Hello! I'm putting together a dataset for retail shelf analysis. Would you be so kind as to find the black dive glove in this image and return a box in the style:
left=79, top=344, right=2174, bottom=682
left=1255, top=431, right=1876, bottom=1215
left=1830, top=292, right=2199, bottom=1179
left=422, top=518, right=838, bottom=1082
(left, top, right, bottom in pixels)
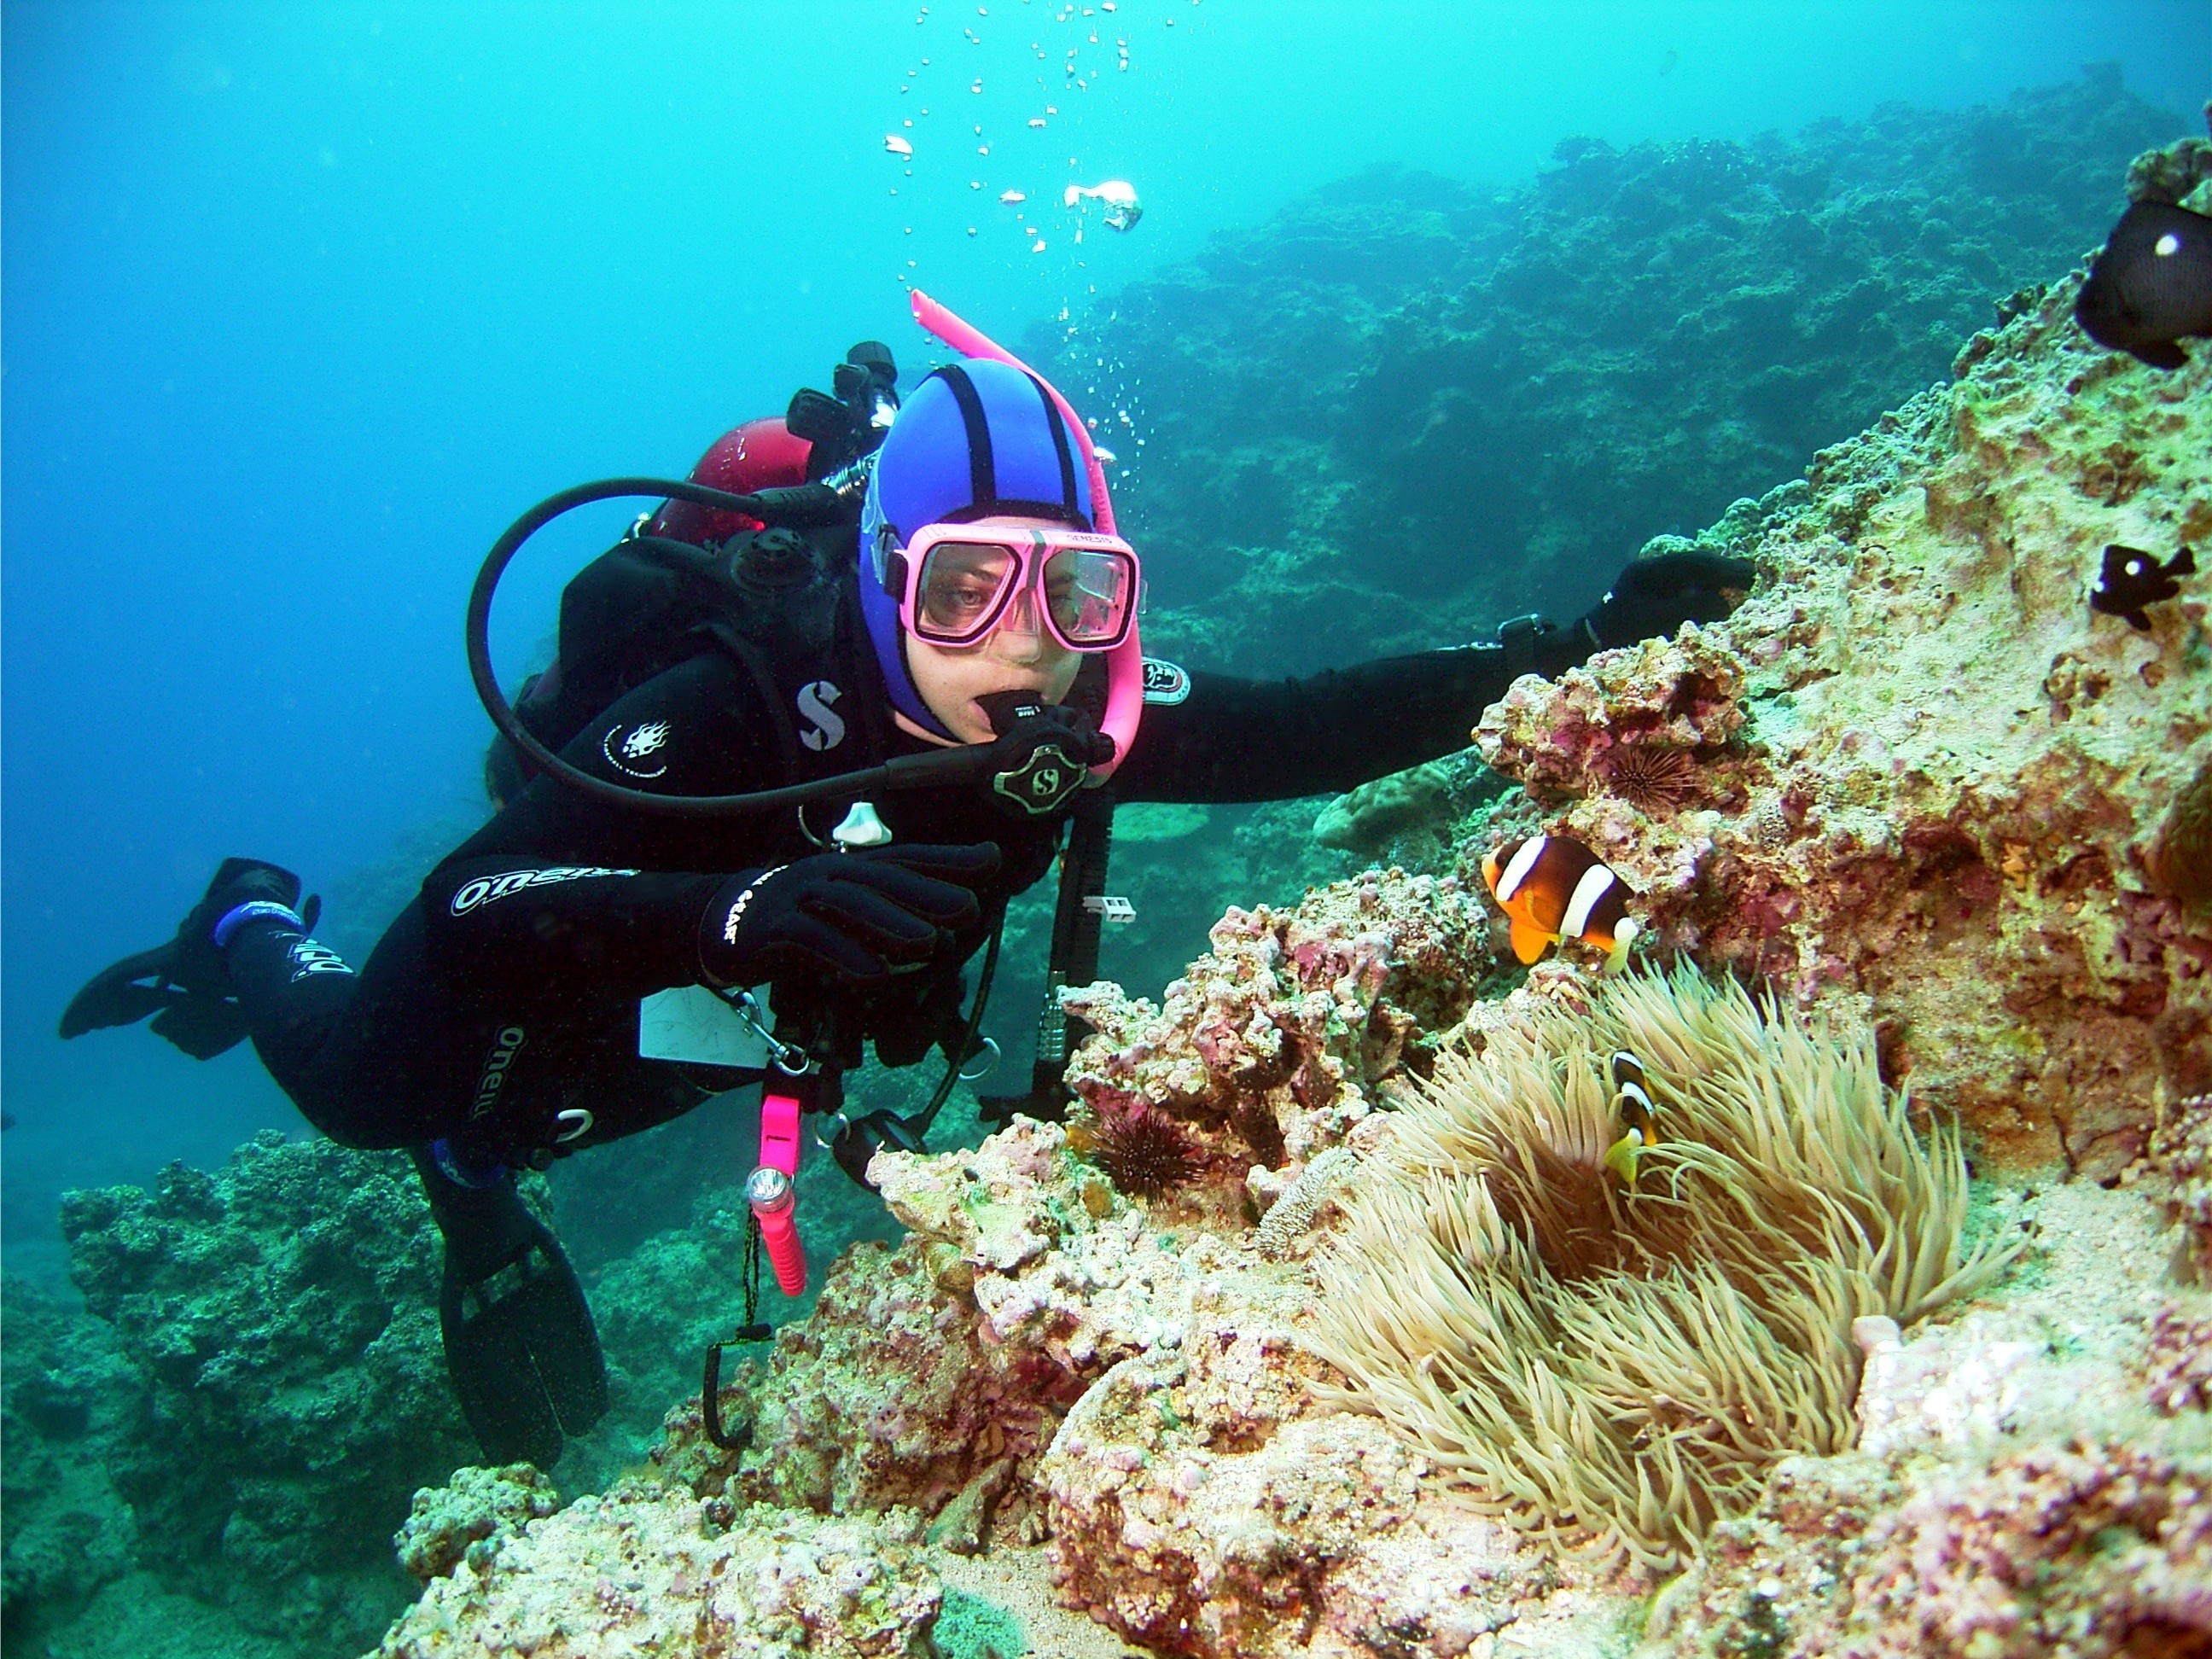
left=1576, top=551, right=1758, bottom=652
left=698, top=844, right=1000, bottom=988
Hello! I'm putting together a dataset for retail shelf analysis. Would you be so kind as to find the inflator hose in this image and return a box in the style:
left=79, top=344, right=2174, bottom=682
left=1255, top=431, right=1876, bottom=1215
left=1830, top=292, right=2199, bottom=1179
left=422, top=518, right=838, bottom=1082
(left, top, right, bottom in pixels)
left=467, top=477, right=993, bottom=816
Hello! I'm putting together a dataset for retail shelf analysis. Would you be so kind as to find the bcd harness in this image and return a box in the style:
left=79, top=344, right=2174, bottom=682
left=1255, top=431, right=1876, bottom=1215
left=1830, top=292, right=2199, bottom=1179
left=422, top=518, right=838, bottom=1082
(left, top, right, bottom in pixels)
left=476, top=474, right=1135, bottom=1155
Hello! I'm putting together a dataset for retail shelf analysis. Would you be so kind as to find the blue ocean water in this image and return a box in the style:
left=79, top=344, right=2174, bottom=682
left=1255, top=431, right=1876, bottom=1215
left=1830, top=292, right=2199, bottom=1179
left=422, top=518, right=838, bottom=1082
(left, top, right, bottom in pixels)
left=3, top=0, right=2204, bottom=1273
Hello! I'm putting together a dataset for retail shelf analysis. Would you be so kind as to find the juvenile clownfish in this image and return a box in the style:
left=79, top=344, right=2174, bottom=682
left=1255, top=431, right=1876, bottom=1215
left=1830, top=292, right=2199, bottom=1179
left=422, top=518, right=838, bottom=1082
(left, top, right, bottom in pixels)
left=1480, top=835, right=1642, bottom=972
left=1602, top=1050, right=1660, bottom=1184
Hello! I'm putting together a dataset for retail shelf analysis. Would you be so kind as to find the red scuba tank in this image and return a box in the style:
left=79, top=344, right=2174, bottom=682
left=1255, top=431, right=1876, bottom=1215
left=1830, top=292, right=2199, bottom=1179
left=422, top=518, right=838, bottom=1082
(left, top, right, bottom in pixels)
left=646, top=417, right=813, bottom=548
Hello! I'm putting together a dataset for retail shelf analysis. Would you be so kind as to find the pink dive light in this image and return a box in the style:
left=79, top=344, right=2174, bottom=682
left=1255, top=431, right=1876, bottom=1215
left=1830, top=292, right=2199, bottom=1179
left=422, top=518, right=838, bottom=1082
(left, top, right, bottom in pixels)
left=909, top=289, right=1143, bottom=782
left=748, top=1089, right=807, bottom=1296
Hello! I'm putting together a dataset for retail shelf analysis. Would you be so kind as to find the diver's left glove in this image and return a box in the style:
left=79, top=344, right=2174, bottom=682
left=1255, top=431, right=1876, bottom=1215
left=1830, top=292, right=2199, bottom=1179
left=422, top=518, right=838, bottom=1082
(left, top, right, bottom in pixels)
left=1575, top=551, right=1757, bottom=652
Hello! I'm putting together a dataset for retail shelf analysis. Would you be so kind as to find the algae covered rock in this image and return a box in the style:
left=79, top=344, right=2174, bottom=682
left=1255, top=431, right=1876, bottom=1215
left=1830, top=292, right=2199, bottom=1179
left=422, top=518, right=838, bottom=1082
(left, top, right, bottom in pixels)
left=393, top=1464, right=562, bottom=1583
left=1, top=1272, right=137, bottom=1642
left=372, top=1491, right=942, bottom=1658
left=1470, top=238, right=2211, bottom=1175
left=1064, top=867, right=1497, bottom=1175
left=56, top=1131, right=474, bottom=1648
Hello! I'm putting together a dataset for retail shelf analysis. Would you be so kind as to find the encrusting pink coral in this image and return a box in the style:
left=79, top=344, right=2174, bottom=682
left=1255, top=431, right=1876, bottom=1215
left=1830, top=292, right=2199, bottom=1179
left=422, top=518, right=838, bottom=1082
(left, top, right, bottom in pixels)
left=1849, top=1439, right=2212, bottom=1659
left=1062, top=867, right=1494, bottom=1177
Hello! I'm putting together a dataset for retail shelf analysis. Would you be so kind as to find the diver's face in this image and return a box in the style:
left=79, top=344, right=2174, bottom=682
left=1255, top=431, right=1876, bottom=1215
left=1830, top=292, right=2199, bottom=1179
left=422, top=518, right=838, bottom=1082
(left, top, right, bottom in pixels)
left=905, top=515, right=1084, bottom=745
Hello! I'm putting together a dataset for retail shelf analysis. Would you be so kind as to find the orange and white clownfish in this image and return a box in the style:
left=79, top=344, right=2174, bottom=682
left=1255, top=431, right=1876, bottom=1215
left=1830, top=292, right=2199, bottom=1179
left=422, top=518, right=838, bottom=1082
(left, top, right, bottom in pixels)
left=1480, top=834, right=1642, bottom=971
left=1602, top=1049, right=1661, bottom=1183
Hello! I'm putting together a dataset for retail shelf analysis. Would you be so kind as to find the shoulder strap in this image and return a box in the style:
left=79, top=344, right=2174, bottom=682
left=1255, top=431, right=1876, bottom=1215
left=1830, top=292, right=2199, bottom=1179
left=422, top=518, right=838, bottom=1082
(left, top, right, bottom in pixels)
left=701, top=619, right=804, bottom=777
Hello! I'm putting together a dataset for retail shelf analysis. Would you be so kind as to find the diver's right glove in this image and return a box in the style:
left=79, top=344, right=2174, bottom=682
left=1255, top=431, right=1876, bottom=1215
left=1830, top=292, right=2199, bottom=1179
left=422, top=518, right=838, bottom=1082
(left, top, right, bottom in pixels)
left=698, top=844, right=1000, bottom=989
left=1576, top=551, right=1758, bottom=652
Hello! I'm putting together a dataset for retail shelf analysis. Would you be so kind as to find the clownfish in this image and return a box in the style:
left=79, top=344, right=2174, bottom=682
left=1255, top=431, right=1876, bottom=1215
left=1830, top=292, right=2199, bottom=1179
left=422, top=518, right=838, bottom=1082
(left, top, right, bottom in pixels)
left=1480, top=834, right=1642, bottom=971
left=1602, top=1050, right=1661, bottom=1184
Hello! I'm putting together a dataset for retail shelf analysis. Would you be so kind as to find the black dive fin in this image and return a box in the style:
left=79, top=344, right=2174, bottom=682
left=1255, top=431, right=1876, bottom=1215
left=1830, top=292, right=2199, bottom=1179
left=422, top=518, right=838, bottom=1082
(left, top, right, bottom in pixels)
left=61, top=944, right=252, bottom=1058
left=59, top=858, right=310, bottom=1057
left=424, top=1167, right=608, bottom=1467
left=59, top=946, right=188, bottom=1039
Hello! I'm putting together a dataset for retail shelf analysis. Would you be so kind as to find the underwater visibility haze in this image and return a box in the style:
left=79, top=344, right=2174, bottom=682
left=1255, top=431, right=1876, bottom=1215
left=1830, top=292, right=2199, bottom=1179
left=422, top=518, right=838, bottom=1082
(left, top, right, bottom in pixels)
left=3, top=3, right=2210, bottom=1656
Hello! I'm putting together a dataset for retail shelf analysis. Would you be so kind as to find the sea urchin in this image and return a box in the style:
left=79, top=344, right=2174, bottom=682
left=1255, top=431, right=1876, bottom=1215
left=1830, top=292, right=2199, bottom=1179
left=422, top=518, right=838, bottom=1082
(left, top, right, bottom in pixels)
left=1086, top=1101, right=1204, bottom=1198
left=1605, top=742, right=1697, bottom=812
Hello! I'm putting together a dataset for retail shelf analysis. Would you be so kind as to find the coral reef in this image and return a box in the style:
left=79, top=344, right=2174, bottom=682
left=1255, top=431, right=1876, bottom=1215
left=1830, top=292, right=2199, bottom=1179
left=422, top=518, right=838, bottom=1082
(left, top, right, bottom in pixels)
left=2152, top=1091, right=2212, bottom=1282
left=1, top=1273, right=137, bottom=1645
left=1469, top=178, right=2212, bottom=1177
left=54, top=1132, right=474, bottom=1650
left=394, top=1464, right=563, bottom=1584
left=1063, top=867, right=1497, bottom=1177
left=1640, top=1178, right=2210, bottom=1659
left=1313, top=760, right=1453, bottom=854
left=2150, top=751, right=2212, bottom=915
left=2140, top=1301, right=2212, bottom=1417
left=373, top=1486, right=942, bottom=1658
left=1045, top=68, right=2182, bottom=678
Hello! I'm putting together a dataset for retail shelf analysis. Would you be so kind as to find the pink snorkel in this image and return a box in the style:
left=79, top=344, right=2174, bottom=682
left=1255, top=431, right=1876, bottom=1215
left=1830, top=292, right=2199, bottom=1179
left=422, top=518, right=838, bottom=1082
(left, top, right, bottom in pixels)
left=909, top=289, right=1144, bottom=782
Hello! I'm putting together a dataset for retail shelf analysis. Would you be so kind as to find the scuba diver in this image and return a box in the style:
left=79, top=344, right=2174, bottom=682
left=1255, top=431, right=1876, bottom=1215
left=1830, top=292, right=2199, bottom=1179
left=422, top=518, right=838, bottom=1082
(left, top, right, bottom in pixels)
left=61, top=298, right=1753, bottom=1468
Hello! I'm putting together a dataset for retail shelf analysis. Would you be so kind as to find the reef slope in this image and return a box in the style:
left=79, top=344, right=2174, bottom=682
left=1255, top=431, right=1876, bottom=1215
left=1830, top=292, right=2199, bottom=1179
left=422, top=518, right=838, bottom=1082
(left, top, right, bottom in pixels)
left=362, top=130, right=2212, bottom=1658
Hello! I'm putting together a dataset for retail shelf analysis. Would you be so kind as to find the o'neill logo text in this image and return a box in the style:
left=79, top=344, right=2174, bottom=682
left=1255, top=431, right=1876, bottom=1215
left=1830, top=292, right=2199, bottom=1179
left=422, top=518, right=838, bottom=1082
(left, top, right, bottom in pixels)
left=469, top=1026, right=526, bottom=1121
left=449, top=866, right=639, bottom=916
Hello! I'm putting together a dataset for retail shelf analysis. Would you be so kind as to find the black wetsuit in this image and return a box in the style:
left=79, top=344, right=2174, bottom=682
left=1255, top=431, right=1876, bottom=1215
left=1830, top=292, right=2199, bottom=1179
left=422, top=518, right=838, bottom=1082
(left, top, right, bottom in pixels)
left=225, top=601, right=1558, bottom=1165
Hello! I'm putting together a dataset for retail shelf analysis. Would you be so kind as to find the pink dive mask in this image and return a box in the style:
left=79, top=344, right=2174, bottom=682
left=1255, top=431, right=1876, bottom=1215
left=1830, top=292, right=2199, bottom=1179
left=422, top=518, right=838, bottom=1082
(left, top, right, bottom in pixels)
left=898, top=523, right=1139, bottom=652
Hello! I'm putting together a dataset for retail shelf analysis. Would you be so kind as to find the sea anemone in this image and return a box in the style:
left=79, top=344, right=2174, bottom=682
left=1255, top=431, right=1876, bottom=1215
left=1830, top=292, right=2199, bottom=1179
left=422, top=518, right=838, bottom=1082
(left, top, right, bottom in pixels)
left=1085, top=1101, right=1204, bottom=1198
left=1604, top=742, right=1697, bottom=812
left=1308, top=963, right=2024, bottom=1575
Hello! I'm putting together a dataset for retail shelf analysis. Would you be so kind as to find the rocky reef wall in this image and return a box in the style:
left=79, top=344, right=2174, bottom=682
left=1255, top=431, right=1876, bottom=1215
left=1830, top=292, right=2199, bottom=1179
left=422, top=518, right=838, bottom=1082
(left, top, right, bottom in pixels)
left=1045, top=67, right=2180, bottom=678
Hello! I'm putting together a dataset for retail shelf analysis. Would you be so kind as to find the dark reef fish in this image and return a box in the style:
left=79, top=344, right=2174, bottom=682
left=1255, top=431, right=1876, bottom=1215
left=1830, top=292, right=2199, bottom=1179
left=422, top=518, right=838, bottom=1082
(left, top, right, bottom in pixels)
left=2090, top=542, right=2197, bottom=631
left=2075, top=200, right=2212, bottom=370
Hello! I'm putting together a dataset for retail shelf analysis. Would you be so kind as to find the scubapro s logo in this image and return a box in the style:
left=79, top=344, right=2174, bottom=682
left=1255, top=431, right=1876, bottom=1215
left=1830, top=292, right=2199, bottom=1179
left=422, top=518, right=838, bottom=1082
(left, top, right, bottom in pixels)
left=602, top=720, right=672, bottom=778
left=797, top=681, right=846, bottom=752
